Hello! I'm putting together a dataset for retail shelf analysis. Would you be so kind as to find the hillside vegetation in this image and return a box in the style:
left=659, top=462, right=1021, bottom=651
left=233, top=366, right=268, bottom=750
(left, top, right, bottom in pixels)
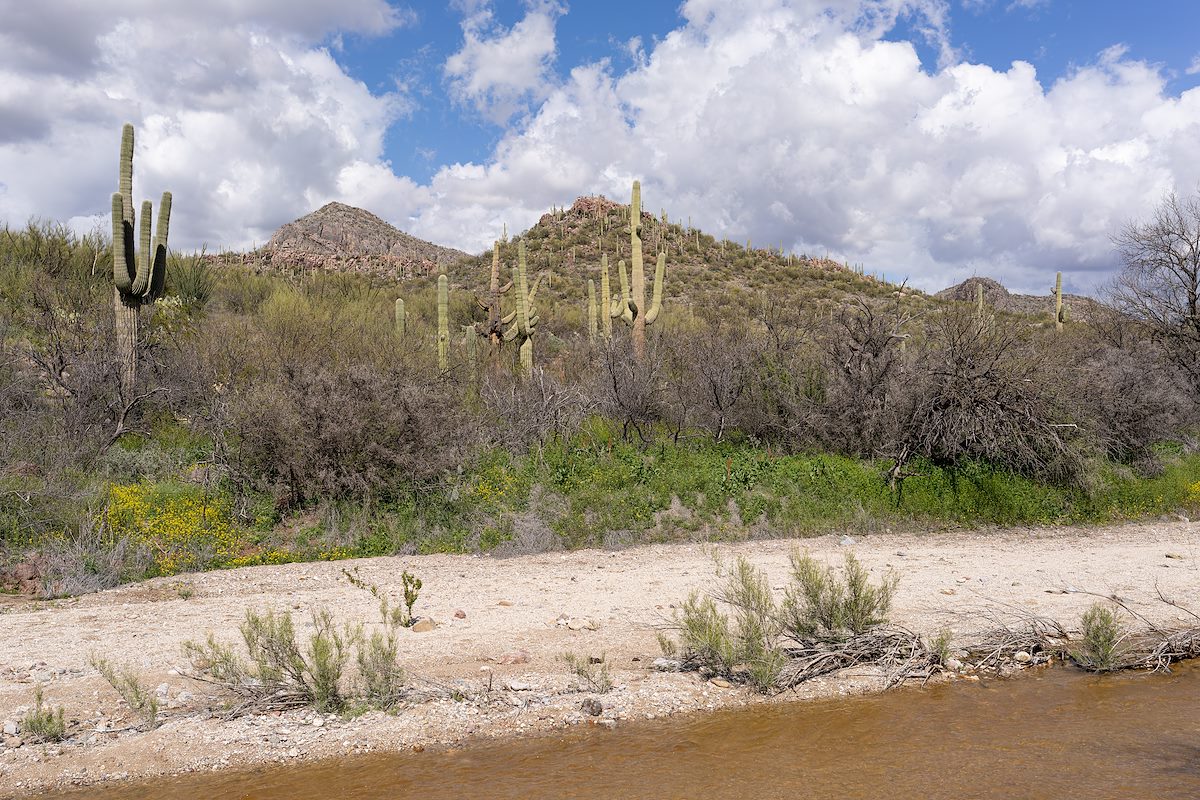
left=1, top=189, right=1198, bottom=595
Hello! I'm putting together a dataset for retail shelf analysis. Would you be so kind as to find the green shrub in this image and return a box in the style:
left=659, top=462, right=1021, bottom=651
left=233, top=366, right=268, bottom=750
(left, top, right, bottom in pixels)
left=560, top=652, right=613, bottom=693
left=21, top=685, right=66, bottom=742
left=1073, top=603, right=1125, bottom=672
left=91, top=654, right=158, bottom=729
left=783, top=551, right=897, bottom=638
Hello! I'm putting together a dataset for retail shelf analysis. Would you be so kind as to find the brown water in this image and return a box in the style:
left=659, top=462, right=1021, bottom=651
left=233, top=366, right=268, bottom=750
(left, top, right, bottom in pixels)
left=52, top=665, right=1200, bottom=800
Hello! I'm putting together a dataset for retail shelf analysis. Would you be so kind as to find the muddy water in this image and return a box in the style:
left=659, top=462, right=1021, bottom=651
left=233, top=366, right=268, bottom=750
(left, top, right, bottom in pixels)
left=55, top=665, right=1200, bottom=800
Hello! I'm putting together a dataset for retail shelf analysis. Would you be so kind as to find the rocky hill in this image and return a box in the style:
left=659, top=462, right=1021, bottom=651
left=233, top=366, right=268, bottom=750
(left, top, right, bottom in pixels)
left=936, top=276, right=1103, bottom=323
left=258, top=202, right=469, bottom=278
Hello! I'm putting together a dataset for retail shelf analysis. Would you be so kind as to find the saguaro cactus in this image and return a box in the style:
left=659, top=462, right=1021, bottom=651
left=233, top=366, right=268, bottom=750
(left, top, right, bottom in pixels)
left=1054, top=271, right=1066, bottom=332
left=111, top=123, right=171, bottom=403
left=600, top=253, right=613, bottom=340
left=437, top=274, right=449, bottom=372
left=616, top=180, right=665, bottom=361
left=394, top=297, right=406, bottom=338
left=976, top=282, right=984, bottom=318
left=502, top=240, right=542, bottom=377
left=587, top=279, right=597, bottom=343
left=475, top=240, right=515, bottom=372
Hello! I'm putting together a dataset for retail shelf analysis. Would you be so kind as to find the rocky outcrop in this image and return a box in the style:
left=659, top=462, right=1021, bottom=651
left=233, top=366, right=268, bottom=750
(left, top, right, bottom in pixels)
left=262, top=202, right=469, bottom=278
left=936, top=276, right=1103, bottom=322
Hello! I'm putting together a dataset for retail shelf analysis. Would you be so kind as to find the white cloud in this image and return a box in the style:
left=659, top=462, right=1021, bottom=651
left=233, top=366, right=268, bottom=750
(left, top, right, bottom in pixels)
left=0, top=1, right=421, bottom=249
left=3, top=0, right=1200, bottom=295
left=444, top=0, right=566, bottom=124
left=410, top=0, right=1200, bottom=293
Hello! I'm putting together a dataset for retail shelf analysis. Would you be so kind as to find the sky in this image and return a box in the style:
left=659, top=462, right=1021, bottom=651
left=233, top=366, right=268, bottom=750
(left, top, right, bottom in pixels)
left=3, top=1, right=1200, bottom=294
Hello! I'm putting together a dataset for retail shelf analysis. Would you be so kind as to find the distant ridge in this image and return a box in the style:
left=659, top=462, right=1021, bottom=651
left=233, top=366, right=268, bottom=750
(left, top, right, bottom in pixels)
left=261, top=202, right=469, bottom=278
left=935, top=276, right=1102, bottom=322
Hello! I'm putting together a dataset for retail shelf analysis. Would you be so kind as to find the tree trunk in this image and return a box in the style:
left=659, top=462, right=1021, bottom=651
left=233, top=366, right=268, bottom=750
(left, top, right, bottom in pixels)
left=114, top=287, right=140, bottom=404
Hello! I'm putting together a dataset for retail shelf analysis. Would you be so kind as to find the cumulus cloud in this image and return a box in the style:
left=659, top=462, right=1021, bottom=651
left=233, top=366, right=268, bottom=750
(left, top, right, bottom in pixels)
left=4, top=0, right=1200, bottom=294
left=443, top=0, right=566, bottom=124
left=0, top=0, right=419, bottom=247
left=412, top=0, right=1200, bottom=293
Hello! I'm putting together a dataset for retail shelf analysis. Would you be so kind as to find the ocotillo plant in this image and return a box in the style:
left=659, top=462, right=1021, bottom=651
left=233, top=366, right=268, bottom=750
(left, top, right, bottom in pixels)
left=502, top=240, right=542, bottom=377
left=975, top=282, right=984, bottom=318
left=437, top=274, right=449, bottom=372
left=614, top=180, right=666, bottom=361
left=111, top=123, right=171, bottom=403
left=394, top=297, right=406, bottom=338
left=1054, top=271, right=1066, bottom=332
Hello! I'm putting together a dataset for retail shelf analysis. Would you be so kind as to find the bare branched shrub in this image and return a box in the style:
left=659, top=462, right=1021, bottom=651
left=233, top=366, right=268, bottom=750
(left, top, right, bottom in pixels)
left=482, top=369, right=592, bottom=450
left=594, top=334, right=666, bottom=442
left=810, top=297, right=915, bottom=455
left=895, top=308, right=1080, bottom=483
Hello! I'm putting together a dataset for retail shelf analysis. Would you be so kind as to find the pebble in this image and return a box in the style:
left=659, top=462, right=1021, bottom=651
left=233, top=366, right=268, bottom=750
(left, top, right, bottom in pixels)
left=1165, top=553, right=1185, bottom=560
left=652, top=658, right=681, bottom=672
left=709, top=677, right=733, bottom=689
left=497, top=600, right=514, bottom=607
left=497, top=649, right=530, bottom=665
left=506, top=680, right=533, bottom=692
left=454, top=609, right=467, bottom=619
left=940, top=588, right=956, bottom=596
left=944, top=658, right=963, bottom=672
left=2, top=721, right=17, bottom=736
left=1014, top=651, right=1033, bottom=664
left=410, top=618, right=437, bottom=633
left=838, top=535, right=855, bottom=546
left=580, top=698, right=604, bottom=717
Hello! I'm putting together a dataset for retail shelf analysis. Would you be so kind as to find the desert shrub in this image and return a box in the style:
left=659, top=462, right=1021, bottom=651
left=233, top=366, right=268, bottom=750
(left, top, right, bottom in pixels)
left=1072, top=602, right=1125, bottom=672
left=482, top=369, right=592, bottom=450
left=673, top=556, right=785, bottom=691
left=894, top=309, right=1081, bottom=484
left=20, top=685, right=66, bottom=743
left=783, top=551, right=898, bottom=638
left=560, top=652, right=613, bottom=693
left=91, top=654, right=159, bottom=729
left=40, top=515, right=154, bottom=596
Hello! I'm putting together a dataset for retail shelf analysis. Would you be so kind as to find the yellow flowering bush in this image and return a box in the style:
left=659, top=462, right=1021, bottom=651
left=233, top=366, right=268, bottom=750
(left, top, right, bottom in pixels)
left=1188, top=481, right=1200, bottom=506
left=106, top=482, right=244, bottom=575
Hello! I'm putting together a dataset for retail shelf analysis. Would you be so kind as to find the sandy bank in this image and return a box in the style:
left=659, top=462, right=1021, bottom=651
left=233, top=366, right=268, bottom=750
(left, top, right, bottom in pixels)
left=1, top=519, right=1197, bottom=797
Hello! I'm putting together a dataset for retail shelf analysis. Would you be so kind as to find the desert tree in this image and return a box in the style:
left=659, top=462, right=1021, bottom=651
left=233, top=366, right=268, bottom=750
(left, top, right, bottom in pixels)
left=1110, top=191, right=1200, bottom=396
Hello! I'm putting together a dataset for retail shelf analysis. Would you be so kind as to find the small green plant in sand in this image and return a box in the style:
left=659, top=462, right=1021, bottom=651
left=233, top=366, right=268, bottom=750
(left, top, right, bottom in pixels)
left=91, top=654, right=159, bottom=729
left=21, top=685, right=67, bottom=742
left=1072, top=603, right=1126, bottom=672
left=561, top=652, right=613, bottom=693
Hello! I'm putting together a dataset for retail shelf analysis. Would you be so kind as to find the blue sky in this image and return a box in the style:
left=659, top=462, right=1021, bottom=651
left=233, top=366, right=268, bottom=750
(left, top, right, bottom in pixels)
left=332, top=1, right=1200, bottom=183
left=4, top=0, right=1200, bottom=293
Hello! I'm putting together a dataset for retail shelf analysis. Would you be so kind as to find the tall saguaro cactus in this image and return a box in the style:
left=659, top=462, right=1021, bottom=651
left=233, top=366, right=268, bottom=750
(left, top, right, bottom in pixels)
left=394, top=297, right=406, bottom=338
left=600, top=253, right=613, bottom=340
left=111, top=123, right=171, bottom=403
left=437, top=274, right=449, bottom=372
left=502, top=240, right=542, bottom=377
left=474, top=240, right=515, bottom=372
left=587, top=279, right=597, bottom=343
left=616, top=180, right=665, bottom=361
left=1054, top=271, right=1066, bottom=332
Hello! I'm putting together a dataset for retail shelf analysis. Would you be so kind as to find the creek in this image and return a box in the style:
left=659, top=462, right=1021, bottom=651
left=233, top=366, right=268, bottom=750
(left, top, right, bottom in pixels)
left=50, top=663, right=1200, bottom=800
